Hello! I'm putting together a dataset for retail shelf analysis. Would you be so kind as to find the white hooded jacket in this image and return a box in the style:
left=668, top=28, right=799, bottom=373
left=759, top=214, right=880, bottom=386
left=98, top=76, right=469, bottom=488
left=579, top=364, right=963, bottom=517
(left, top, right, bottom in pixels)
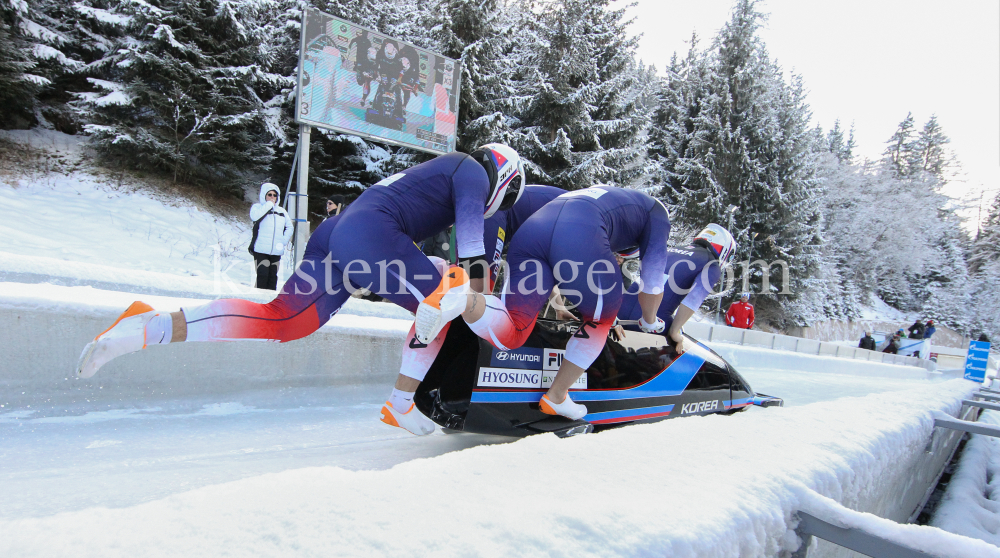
left=250, top=183, right=293, bottom=256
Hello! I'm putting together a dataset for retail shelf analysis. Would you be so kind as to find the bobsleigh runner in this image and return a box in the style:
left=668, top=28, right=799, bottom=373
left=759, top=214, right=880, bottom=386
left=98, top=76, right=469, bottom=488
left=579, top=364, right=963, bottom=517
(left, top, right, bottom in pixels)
left=415, top=318, right=784, bottom=438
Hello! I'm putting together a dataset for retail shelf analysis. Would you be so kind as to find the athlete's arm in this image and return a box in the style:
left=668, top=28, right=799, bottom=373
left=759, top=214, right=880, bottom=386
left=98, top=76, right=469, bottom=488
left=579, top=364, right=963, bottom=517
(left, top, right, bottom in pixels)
left=549, top=285, right=576, bottom=321
left=452, top=156, right=489, bottom=278
left=638, top=204, right=672, bottom=295
left=637, top=291, right=663, bottom=325
left=678, top=263, right=720, bottom=313
left=668, top=305, right=696, bottom=354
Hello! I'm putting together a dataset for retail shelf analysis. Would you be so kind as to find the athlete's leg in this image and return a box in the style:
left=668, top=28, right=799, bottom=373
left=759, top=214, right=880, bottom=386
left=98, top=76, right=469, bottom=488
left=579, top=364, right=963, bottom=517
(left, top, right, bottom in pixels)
left=328, top=213, right=447, bottom=435
left=540, top=231, right=623, bottom=419
left=181, top=216, right=349, bottom=343
left=463, top=245, right=553, bottom=351
left=76, top=217, right=348, bottom=378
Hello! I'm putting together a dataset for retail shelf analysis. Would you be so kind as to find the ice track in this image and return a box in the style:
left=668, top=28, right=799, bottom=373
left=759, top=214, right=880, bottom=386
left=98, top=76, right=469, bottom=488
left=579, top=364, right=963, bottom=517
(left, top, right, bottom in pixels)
left=0, top=365, right=944, bottom=520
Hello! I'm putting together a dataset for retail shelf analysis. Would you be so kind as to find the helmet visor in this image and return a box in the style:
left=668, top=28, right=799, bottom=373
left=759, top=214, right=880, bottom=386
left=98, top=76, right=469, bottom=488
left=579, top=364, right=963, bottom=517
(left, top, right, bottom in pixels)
left=497, top=176, right=523, bottom=211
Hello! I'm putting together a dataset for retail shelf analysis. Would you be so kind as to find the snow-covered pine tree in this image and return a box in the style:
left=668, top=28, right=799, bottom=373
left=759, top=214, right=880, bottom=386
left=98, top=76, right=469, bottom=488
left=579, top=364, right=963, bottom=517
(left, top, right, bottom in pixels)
left=912, top=114, right=953, bottom=179
left=0, top=1, right=40, bottom=127
left=883, top=112, right=917, bottom=179
left=509, top=0, right=649, bottom=190
left=650, top=35, right=721, bottom=237
left=430, top=0, right=517, bottom=153
left=825, top=119, right=855, bottom=164
left=970, top=192, right=1000, bottom=339
left=918, top=215, right=972, bottom=332
left=668, top=0, right=821, bottom=324
left=971, top=191, right=1000, bottom=272
left=0, top=0, right=79, bottom=128
left=77, top=0, right=282, bottom=192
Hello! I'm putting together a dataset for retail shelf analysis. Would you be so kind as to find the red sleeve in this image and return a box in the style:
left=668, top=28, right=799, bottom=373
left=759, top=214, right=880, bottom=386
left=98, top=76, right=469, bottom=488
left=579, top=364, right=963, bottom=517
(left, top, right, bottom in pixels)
left=748, top=305, right=755, bottom=328
left=725, top=304, right=736, bottom=325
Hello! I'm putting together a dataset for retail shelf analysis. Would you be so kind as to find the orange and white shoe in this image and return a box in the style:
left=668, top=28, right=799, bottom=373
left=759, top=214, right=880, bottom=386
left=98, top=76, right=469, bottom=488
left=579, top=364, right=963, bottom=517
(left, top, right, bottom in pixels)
left=414, top=266, right=470, bottom=344
left=380, top=401, right=436, bottom=436
left=76, top=301, right=157, bottom=379
left=539, top=393, right=588, bottom=420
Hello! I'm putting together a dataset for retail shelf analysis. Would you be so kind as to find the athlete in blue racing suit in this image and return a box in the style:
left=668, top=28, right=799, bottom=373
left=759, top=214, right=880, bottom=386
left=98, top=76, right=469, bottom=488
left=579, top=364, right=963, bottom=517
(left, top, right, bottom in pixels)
left=415, top=186, right=673, bottom=420
left=616, top=237, right=728, bottom=354
left=397, top=185, right=565, bottom=390
left=76, top=144, right=528, bottom=437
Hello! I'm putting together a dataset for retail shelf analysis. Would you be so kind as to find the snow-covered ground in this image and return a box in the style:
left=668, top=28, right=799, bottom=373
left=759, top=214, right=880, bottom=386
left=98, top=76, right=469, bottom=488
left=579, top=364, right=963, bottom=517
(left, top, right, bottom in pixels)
left=1, top=131, right=998, bottom=556
left=1, top=377, right=992, bottom=557
left=0, top=129, right=260, bottom=283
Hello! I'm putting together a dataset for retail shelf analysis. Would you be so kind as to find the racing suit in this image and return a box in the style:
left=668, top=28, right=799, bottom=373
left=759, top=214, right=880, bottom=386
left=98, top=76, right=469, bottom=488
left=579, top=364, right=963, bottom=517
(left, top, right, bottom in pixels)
left=617, top=244, right=722, bottom=332
left=180, top=152, right=490, bottom=344
left=398, top=185, right=565, bottom=382
left=466, top=187, right=671, bottom=371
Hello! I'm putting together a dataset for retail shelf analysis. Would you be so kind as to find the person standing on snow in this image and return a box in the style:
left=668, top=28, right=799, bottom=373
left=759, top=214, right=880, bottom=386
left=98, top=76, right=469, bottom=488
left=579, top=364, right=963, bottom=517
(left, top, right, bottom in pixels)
left=907, top=319, right=926, bottom=340
left=76, top=144, right=527, bottom=437
left=414, top=186, right=672, bottom=421
left=615, top=224, right=737, bottom=355
left=249, top=183, right=293, bottom=291
left=725, top=292, right=755, bottom=329
left=858, top=331, right=877, bottom=351
left=923, top=320, right=937, bottom=339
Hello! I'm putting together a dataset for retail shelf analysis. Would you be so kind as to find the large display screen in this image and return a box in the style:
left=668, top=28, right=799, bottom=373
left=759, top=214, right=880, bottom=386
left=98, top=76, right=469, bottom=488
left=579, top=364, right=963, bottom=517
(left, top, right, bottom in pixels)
left=295, top=8, right=461, bottom=154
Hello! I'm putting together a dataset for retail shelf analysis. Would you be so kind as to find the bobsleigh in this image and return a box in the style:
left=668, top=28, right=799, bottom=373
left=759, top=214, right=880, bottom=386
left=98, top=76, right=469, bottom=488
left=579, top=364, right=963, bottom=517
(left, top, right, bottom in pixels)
left=414, top=318, right=783, bottom=438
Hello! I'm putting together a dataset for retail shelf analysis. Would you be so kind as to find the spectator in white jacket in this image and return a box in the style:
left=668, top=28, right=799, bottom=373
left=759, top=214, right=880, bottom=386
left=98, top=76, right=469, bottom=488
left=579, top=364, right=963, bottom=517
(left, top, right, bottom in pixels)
left=249, top=183, right=293, bottom=290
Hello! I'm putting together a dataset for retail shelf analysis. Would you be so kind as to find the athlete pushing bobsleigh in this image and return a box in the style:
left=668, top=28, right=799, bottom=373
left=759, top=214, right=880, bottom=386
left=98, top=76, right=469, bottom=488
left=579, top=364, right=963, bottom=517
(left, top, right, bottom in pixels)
left=393, top=184, right=566, bottom=413
left=76, top=144, right=527, bottom=436
left=415, top=186, right=677, bottom=421
left=615, top=224, right=737, bottom=352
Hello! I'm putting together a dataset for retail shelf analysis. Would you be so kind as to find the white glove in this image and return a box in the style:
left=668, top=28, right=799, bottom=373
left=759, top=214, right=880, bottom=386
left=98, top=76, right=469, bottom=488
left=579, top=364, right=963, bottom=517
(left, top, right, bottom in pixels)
left=639, top=316, right=665, bottom=334
left=276, top=243, right=284, bottom=252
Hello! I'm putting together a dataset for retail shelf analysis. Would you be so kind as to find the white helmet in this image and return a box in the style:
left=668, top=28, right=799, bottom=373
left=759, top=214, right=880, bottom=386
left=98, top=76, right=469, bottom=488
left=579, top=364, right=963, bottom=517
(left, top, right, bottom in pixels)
left=693, top=223, right=737, bottom=263
left=472, top=143, right=526, bottom=218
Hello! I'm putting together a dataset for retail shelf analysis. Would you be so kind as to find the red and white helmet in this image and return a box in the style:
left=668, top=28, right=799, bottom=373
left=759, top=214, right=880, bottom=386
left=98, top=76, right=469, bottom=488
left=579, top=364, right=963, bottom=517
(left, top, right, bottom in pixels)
left=472, top=143, right=526, bottom=218
left=693, top=223, right=737, bottom=263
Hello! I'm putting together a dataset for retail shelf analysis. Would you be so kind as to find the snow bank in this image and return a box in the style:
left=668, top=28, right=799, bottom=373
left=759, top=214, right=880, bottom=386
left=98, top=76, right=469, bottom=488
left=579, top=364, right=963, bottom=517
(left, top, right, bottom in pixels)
left=0, top=380, right=979, bottom=557
left=0, top=158, right=254, bottom=279
left=931, top=409, right=1000, bottom=545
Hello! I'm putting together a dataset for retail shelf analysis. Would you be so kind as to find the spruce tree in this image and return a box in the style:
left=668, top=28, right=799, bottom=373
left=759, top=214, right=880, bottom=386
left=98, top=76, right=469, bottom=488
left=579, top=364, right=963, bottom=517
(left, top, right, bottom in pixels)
left=883, top=112, right=916, bottom=178
left=656, top=0, right=822, bottom=323
left=77, top=0, right=281, bottom=192
left=0, top=0, right=79, bottom=128
left=430, top=0, right=516, bottom=152
left=913, top=114, right=952, bottom=178
left=509, top=0, right=649, bottom=189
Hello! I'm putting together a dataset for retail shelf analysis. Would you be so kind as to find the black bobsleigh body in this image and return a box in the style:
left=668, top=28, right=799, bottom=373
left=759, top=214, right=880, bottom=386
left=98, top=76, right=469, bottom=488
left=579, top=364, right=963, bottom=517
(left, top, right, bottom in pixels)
left=414, top=318, right=783, bottom=437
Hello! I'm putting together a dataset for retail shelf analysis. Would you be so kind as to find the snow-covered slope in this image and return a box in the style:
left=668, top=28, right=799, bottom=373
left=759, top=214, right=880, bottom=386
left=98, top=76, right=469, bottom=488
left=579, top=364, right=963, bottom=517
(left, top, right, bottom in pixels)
left=0, top=129, right=258, bottom=282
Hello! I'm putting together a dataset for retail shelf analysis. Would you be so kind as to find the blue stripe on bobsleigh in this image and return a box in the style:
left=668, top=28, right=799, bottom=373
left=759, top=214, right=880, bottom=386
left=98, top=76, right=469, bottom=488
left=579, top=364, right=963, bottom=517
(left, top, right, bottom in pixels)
left=470, top=350, right=706, bottom=404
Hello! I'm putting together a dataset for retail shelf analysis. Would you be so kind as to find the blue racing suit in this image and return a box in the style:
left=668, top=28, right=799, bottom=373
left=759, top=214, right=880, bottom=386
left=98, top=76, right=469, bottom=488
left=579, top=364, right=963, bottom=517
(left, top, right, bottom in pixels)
left=182, top=152, right=490, bottom=343
left=468, top=186, right=671, bottom=369
left=617, top=243, right=722, bottom=333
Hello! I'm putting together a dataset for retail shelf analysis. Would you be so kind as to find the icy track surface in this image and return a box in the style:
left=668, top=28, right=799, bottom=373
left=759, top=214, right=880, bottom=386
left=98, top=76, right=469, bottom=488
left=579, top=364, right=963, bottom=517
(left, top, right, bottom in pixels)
left=0, top=367, right=978, bottom=556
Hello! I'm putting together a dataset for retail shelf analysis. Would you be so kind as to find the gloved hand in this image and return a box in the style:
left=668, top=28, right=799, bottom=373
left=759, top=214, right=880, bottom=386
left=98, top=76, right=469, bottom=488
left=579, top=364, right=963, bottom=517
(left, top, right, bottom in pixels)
left=276, top=243, right=284, bottom=252
left=639, top=316, right=665, bottom=334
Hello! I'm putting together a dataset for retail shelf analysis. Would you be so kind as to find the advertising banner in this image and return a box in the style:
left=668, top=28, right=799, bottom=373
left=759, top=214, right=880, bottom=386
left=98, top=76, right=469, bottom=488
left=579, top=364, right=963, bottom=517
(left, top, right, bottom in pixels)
left=965, top=340, right=991, bottom=382
left=295, top=8, right=461, bottom=154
